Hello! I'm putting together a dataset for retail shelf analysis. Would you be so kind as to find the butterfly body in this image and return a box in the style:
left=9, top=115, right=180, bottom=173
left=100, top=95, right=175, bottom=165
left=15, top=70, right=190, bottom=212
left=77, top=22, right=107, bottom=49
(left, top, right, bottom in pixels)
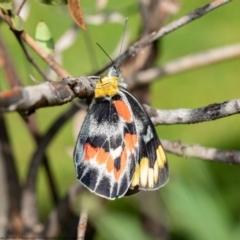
left=74, top=66, right=169, bottom=200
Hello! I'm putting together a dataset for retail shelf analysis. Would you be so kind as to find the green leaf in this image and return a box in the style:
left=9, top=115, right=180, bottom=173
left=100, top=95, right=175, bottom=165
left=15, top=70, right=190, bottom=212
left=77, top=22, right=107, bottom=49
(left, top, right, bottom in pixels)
left=37, top=0, right=67, bottom=5
left=35, top=21, right=54, bottom=55
left=0, top=0, right=12, bottom=10
left=11, top=15, right=24, bottom=31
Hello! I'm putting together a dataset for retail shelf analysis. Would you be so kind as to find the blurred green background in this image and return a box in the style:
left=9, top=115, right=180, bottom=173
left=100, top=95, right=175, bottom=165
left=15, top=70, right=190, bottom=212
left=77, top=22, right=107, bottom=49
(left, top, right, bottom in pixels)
left=1, top=0, right=240, bottom=239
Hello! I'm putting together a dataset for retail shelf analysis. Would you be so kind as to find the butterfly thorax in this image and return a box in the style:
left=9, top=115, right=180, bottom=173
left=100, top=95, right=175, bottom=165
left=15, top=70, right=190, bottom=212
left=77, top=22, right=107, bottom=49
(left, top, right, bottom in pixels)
left=94, top=76, right=119, bottom=98
left=94, top=66, right=127, bottom=98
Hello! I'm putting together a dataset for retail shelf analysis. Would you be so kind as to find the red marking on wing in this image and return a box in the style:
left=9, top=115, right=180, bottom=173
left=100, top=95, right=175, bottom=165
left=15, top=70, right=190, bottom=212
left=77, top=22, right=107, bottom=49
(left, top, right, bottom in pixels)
left=114, top=100, right=132, bottom=122
left=106, top=157, right=114, bottom=173
left=96, top=148, right=111, bottom=165
left=84, top=143, right=112, bottom=165
left=124, top=133, right=137, bottom=151
left=114, top=148, right=127, bottom=180
left=84, top=143, right=97, bottom=161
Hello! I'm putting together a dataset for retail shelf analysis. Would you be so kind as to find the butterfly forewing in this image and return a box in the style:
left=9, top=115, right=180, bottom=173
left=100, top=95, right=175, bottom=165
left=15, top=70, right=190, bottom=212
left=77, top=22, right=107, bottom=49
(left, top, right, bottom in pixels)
left=74, top=94, right=139, bottom=199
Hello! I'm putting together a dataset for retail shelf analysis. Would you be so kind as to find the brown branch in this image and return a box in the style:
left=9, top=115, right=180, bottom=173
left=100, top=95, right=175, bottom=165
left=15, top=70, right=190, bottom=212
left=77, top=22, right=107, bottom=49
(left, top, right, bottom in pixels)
left=43, top=183, right=83, bottom=237
left=0, top=114, right=23, bottom=235
left=22, top=103, right=80, bottom=231
left=0, top=8, right=70, bottom=78
left=144, top=98, right=240, bottom=125
left=0, top=38, right=22, bottom=87
left=1, top=77, right=240, bottom=127
left=95, top=0, right=231, bottom=75
left=133, top=43, right=240, bottom=85
left=15, top=0, right=26, bottom=15
left=0, top=76, right=98, bottom=113
left=13, top=31, right=51, bottom=81
left=162, top=139, right=240, bottom=164
left=21, top=32, right=70, bottom=78
left=78, top=210, right=88, bottom=240
left=1, top=30, right=59, bottom=208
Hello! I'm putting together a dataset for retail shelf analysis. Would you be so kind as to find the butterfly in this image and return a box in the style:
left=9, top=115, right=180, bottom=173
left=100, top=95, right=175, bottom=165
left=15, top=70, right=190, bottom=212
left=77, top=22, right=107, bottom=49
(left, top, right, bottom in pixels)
left=73, top=65, right=169, bottom=200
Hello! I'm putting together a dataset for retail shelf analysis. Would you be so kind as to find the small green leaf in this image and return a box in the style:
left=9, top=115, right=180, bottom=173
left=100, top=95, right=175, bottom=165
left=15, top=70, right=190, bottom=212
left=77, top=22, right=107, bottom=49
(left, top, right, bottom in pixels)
left=0, top=0, right=13, bottom=10
left=35, top=21, right=54, bottom=55
left=11, top=15, right=24, bottom=31
left=37, top=0, right=67, bottom=5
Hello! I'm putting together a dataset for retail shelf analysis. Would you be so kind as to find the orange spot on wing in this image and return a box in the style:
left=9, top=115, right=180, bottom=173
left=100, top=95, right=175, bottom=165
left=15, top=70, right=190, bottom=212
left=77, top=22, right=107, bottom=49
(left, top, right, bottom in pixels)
left=114, top=148, right=127, bottom=180
left=106, top=157, right=114, bottom=173
left=114, top=100, right=132, bottom=122
left=84, top=143, right=97, bottom=161
left=96, top=148, right=110, bottom=165
left=124, top=133, right=137, bottom=151
left=84, top=143, right=111, bottom=165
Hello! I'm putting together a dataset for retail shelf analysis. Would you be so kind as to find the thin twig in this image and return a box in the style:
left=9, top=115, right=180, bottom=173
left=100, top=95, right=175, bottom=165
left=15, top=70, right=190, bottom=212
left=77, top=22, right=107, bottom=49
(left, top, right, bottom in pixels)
left=1, top=34, right=59, bottom=205
left=22, top=104, right=80, bottom=231
left=0, top=114, right=23, bottom=235
left=43, top=183, right=83, bottom=237
left=78, top=210, right=88, bottom=240
left=94, top=0, right=231, bottom=75
left=132, top=43, right=240, bottom=85
left=85, top=12, right=125, bottom=25
left=15, top=0, right=26, bottom=15
left=0, top=76, right=98, bottom=113
left=143, top=99, right=240, bottom=125
left=162, top=139, right=240, bottom=164
left=1, top=76, right=240, bottom=127
left=0, top=8, right=70, bottom=78
left=13, top=31, right=51, bottom=81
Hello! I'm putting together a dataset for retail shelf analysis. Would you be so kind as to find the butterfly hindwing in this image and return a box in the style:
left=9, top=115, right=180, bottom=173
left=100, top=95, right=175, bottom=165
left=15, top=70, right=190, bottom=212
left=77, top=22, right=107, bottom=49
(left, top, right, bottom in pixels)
left=74, top=93, right=139, bottom=199
left=122, top=90, right=169, bottom=190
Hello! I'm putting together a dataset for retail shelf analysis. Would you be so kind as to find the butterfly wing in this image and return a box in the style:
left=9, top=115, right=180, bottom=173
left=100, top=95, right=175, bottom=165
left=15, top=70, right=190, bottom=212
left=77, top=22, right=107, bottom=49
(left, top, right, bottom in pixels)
left=121, top=89, right=169, bottom=190
left=74, top=94, right=139, bottom=199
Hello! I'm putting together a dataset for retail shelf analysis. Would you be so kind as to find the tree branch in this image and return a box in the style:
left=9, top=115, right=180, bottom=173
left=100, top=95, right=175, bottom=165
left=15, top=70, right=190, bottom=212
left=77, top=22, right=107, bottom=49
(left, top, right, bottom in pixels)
left=0, top=76, right=98, bottom=113
left=43, top=183, right=83, bottom=237
left=77, top=210, right=88, bottom=240
left=144, top=98, right=240, bottom=125
left=1, top=78, right=240, bottom=127
left=132, top=43, right=240, bottom=85
left=15, top=0, right=26, bottom=15
left=0, top=114, right=23, bottom=235
left=162, top=139, right=240, bottom=164
left=94, top=0, right=231, bottom=75
left=0, top=8, right=70, bottom=78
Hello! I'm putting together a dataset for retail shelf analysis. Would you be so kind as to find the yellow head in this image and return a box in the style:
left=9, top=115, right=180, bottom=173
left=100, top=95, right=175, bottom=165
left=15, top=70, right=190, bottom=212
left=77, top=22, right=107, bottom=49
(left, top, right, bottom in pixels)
left=94, top=76, right=119, bottom=98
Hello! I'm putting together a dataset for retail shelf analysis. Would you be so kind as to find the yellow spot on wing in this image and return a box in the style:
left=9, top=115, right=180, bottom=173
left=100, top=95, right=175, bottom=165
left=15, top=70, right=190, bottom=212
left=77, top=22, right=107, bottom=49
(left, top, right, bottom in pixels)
left=157, top=145, right=166, bottom=168
left=131, top=164, right=140, bottom=187
left=153, top=161, right=159, bottom=183
left=140, top=157, right=149, bottom=187
left=159, top=145, right=166, bottom=163
left=148, top=168, right=154, bottom=188
left=94, top=76, right=119, bottom=98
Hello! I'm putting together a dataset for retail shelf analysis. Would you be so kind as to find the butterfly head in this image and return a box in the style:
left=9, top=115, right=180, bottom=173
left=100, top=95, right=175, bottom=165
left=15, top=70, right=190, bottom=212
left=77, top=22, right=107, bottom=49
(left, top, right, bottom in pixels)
left=107, top=65, right=127, bottom=89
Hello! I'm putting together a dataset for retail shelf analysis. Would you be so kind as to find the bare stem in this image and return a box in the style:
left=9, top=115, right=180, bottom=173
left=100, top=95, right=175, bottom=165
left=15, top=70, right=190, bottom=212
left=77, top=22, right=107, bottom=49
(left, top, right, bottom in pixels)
left=77, top=210, right=88, bottom=240
left=162, top=139, right=240, bottom=164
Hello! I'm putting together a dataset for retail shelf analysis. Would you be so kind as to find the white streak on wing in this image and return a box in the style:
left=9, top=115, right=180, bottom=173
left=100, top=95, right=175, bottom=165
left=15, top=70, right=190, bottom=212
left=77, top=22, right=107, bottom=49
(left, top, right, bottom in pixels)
left=110, top=146, right=122, bottom=159
left=143, top=125, right=154, bottom=143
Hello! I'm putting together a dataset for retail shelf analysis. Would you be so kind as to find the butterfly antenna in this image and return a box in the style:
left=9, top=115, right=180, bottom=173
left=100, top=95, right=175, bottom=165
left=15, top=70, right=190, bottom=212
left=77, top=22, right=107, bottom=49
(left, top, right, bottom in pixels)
left=119, top=17, right=128, bottom=56
left=96, top=42, right=115, bottom=66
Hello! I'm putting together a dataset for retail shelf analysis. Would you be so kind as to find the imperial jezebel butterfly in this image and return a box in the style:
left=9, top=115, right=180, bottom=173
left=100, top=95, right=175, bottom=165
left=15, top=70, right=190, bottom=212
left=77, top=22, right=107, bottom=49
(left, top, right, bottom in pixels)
left=73, top=64, right=169, bottom=200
